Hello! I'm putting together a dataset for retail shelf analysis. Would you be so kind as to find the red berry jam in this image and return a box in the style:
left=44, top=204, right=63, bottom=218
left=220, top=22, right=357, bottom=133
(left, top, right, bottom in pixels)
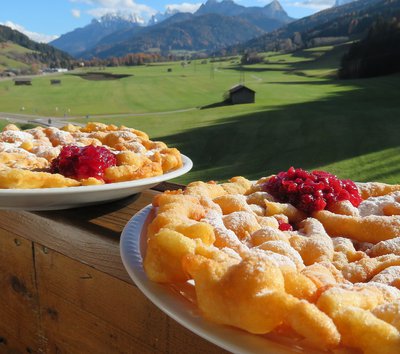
left=264, top=167, right=362, bottom=214
left=278, top=220, right=293, bottom=231
left=50, top=145, right=117, bottom=181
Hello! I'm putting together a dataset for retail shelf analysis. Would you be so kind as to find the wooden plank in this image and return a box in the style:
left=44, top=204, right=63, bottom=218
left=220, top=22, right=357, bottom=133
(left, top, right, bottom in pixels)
left=167, top=318, right=230, bottom=354
left=40, top=291, right=163, bottom=354
left=0, top=191, right=157, bottom=284
left=34, top=244, right=227, bottom=353
left=0, top=229, right=41, bottom=354
left=35, top=244, right=168, bottom=353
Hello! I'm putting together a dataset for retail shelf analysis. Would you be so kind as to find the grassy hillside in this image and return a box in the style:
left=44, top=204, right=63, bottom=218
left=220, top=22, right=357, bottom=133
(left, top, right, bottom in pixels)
left=0, top=45, right=399, bottom=185
left=0, top=41, right=34, bottom=71
left=0, top=24, right=72, bottom=69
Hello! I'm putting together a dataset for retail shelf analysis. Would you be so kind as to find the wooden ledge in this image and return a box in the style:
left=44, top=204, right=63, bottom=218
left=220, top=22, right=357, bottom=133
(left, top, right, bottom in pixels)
left=0, top=182, right=182, bottom=283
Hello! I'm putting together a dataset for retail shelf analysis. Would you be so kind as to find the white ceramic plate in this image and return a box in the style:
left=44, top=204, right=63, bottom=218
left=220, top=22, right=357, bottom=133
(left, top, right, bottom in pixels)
left=0, top=155, right=192, bottom=210
left=120, top=205, right=322, bottom=354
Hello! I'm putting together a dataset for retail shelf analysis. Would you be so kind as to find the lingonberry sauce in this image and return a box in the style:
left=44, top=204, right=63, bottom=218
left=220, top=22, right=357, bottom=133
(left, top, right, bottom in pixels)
left=50, top=145, right=117, bottom=181
left=278, top=219, right=293, bottom=231
left=264, top=167, right=362, bottom=214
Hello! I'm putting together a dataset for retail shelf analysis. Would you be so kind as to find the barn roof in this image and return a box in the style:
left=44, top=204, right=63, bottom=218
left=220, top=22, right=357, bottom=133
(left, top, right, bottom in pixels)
left=14, top=78, right=32, bottom=82
left=229, top=84, right=255, bottom=94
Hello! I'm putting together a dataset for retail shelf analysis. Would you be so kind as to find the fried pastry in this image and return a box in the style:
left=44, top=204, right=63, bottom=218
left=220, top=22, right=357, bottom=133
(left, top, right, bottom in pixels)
left=143, top=167, right=400, bottom=353
left=0, top=122, right=183, bottom=188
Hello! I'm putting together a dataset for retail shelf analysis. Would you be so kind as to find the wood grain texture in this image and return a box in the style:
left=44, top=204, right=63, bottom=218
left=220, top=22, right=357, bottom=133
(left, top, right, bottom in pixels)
left=0, top=191, right=156, bottom=284
left=0, top=230, right=41, bottom=354
left=0, top=185, right=229, bottom=354
left=167, top=318, right=230, bottom=354
left=35, top=244, right=227, bottom=354
left=35, top=244, right=168, bottom=353
left=40, top=290, right=161, bottom=354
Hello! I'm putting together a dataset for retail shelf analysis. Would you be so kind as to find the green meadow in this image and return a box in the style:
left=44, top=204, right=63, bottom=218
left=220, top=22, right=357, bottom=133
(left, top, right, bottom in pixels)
left=0, top=42, right=34, bottom=71
left=1, top=44, right=400, bottom=184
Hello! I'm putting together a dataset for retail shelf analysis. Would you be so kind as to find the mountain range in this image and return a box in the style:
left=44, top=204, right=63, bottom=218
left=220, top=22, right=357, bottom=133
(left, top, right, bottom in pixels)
left=335, top=0, right=357, bottom=5
left=1, top=0, right=394, bottom=71
left=50, top=0, right=292, bottom=59
left=226, top=0, right=400, bottom=54
left=50, top=13, right=141, bottom=57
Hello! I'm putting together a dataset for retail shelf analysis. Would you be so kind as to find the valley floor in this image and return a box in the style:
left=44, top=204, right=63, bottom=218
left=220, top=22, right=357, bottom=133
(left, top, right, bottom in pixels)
left=1, top=44, right=400, bottom=184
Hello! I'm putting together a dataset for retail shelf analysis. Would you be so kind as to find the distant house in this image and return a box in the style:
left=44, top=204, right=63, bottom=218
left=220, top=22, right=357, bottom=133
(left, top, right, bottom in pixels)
left=14, top=78, right=32, bottom=86
left=224, top=84, right=255, bottom=104
left=43, top=68, right=68, bottom=73
left=1, top=71, right=16, bottom=77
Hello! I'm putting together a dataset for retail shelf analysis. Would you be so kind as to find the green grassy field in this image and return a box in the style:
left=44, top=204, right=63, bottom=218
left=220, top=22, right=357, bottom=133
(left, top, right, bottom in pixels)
left=0, top=120, right=8, bottom=130
left=1, top=44, right=400, bottom=184
left=0, top=42, right=34, bottom=71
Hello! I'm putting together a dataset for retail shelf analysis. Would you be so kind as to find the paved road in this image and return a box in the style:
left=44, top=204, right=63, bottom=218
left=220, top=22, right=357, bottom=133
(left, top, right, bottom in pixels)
left=0, top=112, right=72, bottom=127
left=0, top=107, right=199, bottom=128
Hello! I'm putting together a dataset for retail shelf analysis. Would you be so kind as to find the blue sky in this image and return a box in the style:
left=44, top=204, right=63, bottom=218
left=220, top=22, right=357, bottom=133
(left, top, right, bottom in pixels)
left=0, top=0, right=336, bottom=43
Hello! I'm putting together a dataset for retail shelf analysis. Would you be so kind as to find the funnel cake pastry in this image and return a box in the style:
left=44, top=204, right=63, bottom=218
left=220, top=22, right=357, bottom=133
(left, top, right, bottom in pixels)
left=0, top=122, right=182, bottom=188
left=143, top=168, right=400, bottom=353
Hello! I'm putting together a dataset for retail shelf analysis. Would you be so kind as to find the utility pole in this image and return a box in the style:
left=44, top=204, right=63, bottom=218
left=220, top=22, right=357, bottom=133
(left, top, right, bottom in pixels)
left=239, top=65, right=245, bottom=84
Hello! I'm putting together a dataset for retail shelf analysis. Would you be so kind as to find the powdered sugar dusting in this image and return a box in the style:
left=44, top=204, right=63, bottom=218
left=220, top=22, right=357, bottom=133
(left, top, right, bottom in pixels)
left=46, top=127, right=74, bottom=145
left=359, top=192, right=400, bottom=217
left=332, top=237, right=356, bottom=253
left=256, top=240, right=304, bottom=270
left=222, top=211, right=259, bottom=235
left=0, top=130, right=33, bottom=143
left=370, top=237, right=400, bottom=256
left=371, top=266, right=400, bottom=285
left=202, top=210, right=250, bottom=255
left=251, top=248, right=297, bottom=270
left=246, top=191, right=274, bottom=206
left=220, top=247, right=242, bottom=261
left=360, top=281, right=400, bottom=300
left=31, top=145, right=61, bottom=160
left=249, top=204, right=265, bottom=216
left=0, top=142, right=23, bottom=152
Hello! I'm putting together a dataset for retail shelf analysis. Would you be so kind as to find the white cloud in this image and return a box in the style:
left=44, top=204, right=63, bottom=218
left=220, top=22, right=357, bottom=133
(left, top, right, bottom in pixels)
left=69, top=0, right=156, bottom=20
left=71, top=9, right=81, bottom=18
left=165, top=2, right=202, bottom=13
left=0, top=21, right=59, bottom=43
left=288, top=0, right=334, bottom=10
left=86, top=8, right=147, bottom=23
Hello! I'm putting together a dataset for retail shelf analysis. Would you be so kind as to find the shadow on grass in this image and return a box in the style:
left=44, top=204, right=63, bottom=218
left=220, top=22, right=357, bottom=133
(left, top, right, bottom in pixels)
left=278, top=43, right=351, bottom=71
left=224, top=65, right=290, bottom=73
left=266, top=80, right=337, bottom=85
left=200, top=101, right=231, bottom=109
left=156, top=74, right=400, bottom=183
left=224, top=44, right=351, bottom=81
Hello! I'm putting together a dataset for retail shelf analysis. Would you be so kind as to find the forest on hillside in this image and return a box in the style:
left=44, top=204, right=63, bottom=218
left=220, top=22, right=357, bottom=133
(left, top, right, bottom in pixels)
left=339, top=18, right=400, bottom=78
left=0, top=25, right=72, bottom=69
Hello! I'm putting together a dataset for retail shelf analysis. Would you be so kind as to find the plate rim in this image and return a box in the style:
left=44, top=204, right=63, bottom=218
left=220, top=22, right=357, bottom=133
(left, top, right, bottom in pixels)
left=0, top=154, right=192, bottom=195
left=120, top=205, right=313, bottom=354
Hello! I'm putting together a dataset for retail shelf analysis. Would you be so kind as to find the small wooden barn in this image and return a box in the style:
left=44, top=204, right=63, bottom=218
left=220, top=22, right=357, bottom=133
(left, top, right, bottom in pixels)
left=14, top=78, right=32, bottom=86
left=224, top=84, right=255, bottom=104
